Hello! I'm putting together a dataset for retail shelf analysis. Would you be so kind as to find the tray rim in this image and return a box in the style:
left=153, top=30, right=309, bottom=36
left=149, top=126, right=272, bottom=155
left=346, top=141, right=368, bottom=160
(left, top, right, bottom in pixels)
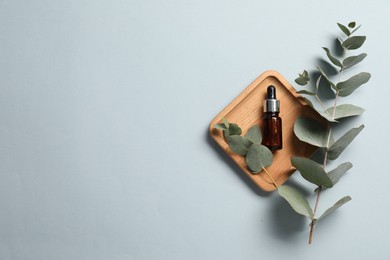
left=209, top=70, right=313, bottom=192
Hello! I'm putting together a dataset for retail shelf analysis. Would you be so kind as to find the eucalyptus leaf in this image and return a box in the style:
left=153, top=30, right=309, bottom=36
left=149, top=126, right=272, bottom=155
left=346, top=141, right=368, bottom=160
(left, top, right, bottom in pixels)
left=342, top=36, right=366, bottom=50
left=222, top=118, right=229, bottom=129
left=245, top=125, right=262, bottom=144
left=297, top=90, right=315, bottom=96
left=295, top=76, right=309, bottom=86
left=316, top=66, right=337, bottom=90
left=328, top=124, right=364, bottom=160
left=323, top=47, right=343, bottom=68
left=278, top=185, right=314, bottom=219
left=224, top=123, right=242, bottom=137
left=245, top=144, right=273, bottom=173
left=326, top=104, right=365, bottom=120
left=291, top=157, right=333, bottom=188
left=348, top=22, right=356, bottom=28
left=294, top=117, right=332, bottom=148
left=343, top=53, right=367, bottom=70
left=226, top=135, right=252, bottom=155
left=214, top=123, right=228, bottom=130
left=314, top=196, right=351, bottom=225
left=328, top=162, right=353, bottom=186
left=298, top=70, right=309, bottom=79
left=337, top=23, right=350, bottom=36
left=337, top=72, right=371, bottom=97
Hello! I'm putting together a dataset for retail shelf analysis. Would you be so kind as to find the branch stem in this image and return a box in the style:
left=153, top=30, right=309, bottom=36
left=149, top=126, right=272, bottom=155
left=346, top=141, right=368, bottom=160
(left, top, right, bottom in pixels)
left=309, top=186, right=322, bottom=244
left=309, top=59, right=344, bottom=244
left=262, top=167, right=278, bottom=188
left=315, top=94, right=333, bottom=119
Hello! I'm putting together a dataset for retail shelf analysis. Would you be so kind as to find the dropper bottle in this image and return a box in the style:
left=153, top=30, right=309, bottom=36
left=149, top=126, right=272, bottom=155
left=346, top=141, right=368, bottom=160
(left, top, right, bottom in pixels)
left=262, top=85, right=282, bottom=151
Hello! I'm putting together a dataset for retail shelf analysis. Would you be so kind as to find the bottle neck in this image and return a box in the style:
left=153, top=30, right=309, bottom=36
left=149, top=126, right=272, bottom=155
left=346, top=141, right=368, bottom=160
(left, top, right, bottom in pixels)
left=264, top=111, right=279, bottom=118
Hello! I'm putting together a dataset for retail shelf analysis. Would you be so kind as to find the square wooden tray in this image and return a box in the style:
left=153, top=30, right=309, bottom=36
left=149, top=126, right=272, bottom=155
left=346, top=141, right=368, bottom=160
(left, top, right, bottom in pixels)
left=209, top=70, right=321, bottom=192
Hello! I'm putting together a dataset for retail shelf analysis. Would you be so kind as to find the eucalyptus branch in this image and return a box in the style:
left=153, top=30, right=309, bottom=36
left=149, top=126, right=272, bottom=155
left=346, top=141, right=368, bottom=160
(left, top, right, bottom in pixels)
left=308, top=30, right=354, bottom=243
left=284, top=21, right=370, bottom=244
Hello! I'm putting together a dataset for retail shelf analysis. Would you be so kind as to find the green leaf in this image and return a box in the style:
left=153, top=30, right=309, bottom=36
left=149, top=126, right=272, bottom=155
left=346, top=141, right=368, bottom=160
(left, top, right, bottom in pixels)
left=328, top=124, right=364, bottom=160
left=295, top=77, right=308, bottom=86
left=323, top=47, right=343, bottom=68
left=245, top=125, right=262, bottom=144
left=291, top=157, right=333, bottom=188
left=224, top=123, right=242, bottom=137
left=298, top=70, right=310, bottom=79
left=337, top=23, right=350, bottom=36
left=295, top=70, right=310, bottom=86
left=297, top=90, right=315, bottom=96
left=342, top=36, right=366, bottom=50
left=326, top=104, right=365, bottom=120
left=316, top=66, right=337, bottom=90
left=328, top=162, right=353, bottom=186
left=229, top=123, right=242, bottom=135
left=222, top=118, right=229, bottom=129
left=245, top=144, right=273, bottom=173
left=226, top=135, right=252, bottom=155
left=348, top=22, right=356, bottom=28
left=343, top=53, right=367, bottom=70
left=294, top=116, right=332, bottom=148
left=337, top=72, right=371, bottom=97
left=314, top=196, right=351, bottom=224
left=214, top=123, right=228, bottom=130
left=278, top=185, right=314, bottom=219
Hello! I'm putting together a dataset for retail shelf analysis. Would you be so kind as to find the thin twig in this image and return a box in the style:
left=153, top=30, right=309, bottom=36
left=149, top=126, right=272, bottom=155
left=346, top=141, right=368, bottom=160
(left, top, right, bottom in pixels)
left=309, top=186, right=322, bottom=244
left=315, top=94, right=333, bottom=119
left=332, top=91, right=340, bottom=119
left=309, top=126, right=333, bottom=244
left=262, top=167, right=278, bottom=188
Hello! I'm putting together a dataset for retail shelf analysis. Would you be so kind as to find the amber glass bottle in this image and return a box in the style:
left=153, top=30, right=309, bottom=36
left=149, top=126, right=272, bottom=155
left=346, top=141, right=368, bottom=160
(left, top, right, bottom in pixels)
left=262, top=85, right=282, bottom=151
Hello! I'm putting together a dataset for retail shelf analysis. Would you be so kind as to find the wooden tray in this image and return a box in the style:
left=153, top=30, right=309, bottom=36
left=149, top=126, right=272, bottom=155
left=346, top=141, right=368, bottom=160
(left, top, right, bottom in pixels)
left=209, top=70, right=322, bottom=192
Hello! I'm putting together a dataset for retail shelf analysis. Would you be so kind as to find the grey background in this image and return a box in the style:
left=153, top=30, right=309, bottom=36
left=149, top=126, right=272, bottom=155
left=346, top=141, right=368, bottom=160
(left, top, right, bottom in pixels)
left=0, top=0, right=389, bottom=259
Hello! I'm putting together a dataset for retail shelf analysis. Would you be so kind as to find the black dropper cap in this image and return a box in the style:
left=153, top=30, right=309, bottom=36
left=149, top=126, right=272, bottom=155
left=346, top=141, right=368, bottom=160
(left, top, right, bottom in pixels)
left=267, top=85, right=276, bottom=99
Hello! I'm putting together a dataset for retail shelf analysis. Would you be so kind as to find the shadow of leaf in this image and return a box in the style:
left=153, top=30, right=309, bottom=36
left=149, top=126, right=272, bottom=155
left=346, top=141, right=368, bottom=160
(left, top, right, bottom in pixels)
left=317, top=58, right=338, bottom=76
left=310, top=62, right=337, bottom=101
left=332, top=37, right=345, bottom=58
left=309, top=148, right=325, bottom=164
left=267, top=179, right=311, bottom=241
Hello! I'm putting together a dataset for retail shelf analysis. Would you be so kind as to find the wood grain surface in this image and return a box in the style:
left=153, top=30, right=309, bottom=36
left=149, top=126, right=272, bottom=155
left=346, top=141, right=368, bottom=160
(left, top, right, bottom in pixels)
left=209, top=70, right=322, bottom=192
